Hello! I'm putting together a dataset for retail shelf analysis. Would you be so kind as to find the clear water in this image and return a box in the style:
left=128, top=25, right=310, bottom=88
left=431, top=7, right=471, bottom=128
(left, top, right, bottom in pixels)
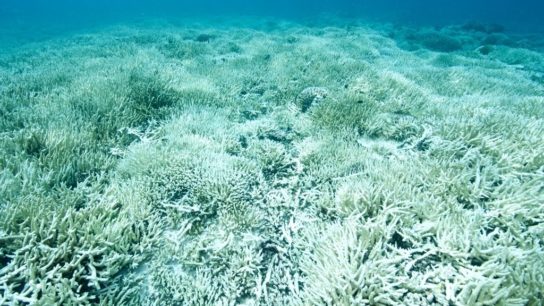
left=2, top=0, right=544, bottom=38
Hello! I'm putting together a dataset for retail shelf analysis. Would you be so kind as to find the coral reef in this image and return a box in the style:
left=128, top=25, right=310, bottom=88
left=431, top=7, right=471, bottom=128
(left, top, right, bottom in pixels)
left=295, top=87, right=328, bottom=112
left=1, top=18, right=543, bottom=305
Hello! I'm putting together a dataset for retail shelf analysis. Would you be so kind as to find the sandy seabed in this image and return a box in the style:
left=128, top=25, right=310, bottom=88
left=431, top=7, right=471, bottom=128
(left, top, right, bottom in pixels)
left=1, top=17, right=543, bottom=305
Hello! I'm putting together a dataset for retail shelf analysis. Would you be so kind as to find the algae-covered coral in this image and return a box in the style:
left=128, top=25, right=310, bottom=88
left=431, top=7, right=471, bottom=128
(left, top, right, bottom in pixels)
left=1, top=19, right=543, bottom=305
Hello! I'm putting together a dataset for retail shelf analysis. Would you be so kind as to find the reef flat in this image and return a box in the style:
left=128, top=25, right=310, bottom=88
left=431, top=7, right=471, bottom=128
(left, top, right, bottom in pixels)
left=1, top=18, right=543, bottom=305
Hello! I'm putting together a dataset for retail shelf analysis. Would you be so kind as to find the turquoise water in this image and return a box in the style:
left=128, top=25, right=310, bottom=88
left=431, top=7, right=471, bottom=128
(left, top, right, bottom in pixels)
left=2, top=0, right=543, bottom=24
left=2, top=1, right=543, bottom=50
left=1, top=1, right=543, bottom=306
left=2, top=0, right=544, bottom=38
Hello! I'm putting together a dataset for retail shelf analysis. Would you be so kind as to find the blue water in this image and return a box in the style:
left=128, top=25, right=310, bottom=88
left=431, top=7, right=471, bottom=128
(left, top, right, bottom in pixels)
left=2, top=0, right=543, bottom=35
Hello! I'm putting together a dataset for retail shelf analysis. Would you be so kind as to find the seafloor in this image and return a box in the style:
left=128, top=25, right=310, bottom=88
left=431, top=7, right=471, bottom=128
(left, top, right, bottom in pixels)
left=0, top=18, right=543, bottom=305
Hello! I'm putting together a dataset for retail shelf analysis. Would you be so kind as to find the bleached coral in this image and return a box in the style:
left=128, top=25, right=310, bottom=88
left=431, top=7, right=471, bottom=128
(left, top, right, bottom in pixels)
left=296, top=87, right=328, bottom=112
left=1, top=18, right=543, bottom=305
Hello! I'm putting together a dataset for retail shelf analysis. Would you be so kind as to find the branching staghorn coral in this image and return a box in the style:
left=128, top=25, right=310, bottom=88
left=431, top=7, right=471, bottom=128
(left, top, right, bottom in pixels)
left=1, top=18, right=543, bottom=305
left=0, top=180, right=160, bottom=305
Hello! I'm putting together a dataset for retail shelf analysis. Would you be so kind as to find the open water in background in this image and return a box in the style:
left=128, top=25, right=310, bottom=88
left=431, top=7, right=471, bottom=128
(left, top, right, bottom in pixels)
left=1, top=0, right=543, bottom=44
